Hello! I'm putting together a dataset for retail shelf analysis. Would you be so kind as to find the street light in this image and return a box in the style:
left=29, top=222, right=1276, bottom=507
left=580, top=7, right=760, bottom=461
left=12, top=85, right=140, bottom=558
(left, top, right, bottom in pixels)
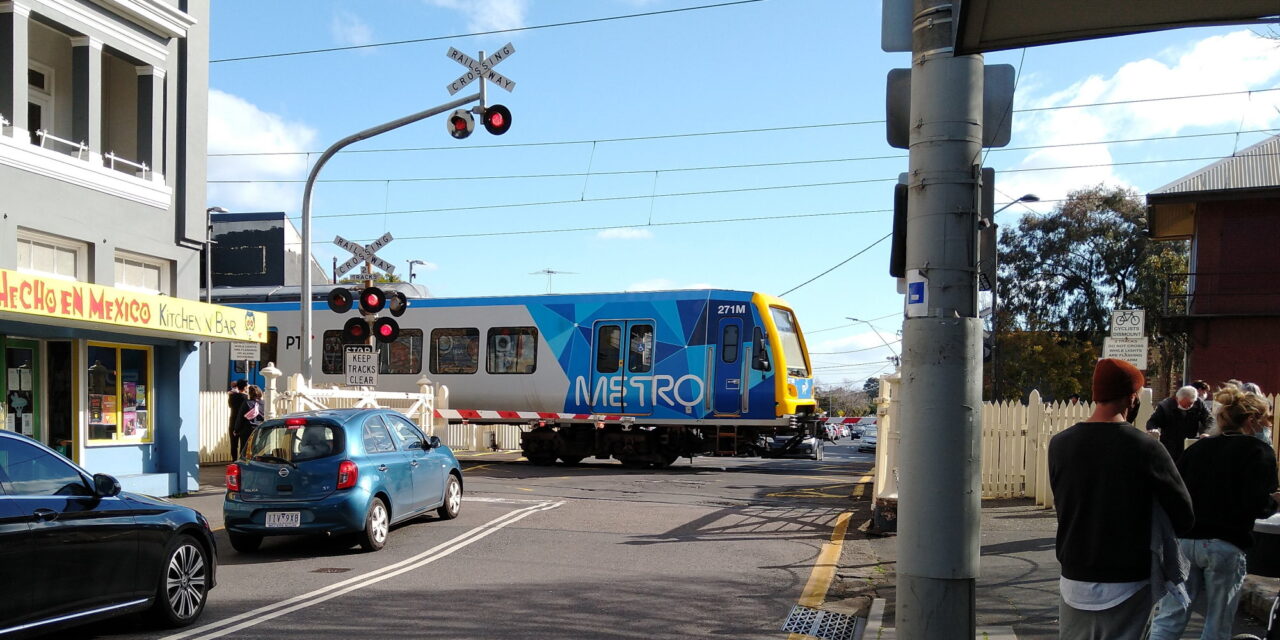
left=847, top=317, right=901, bottom=366
left=981, top=193, right=1037, bottom=400
left=407, top=259, right=429, bottom=283
left=204, top=207, right=228, bottom=389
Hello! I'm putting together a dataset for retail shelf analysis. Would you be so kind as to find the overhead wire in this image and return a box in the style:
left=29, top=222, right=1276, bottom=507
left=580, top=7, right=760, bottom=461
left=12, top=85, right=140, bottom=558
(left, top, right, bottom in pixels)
left=211, top=0, right=765, bottom=63
left=778, top=233, right=893, bottom=297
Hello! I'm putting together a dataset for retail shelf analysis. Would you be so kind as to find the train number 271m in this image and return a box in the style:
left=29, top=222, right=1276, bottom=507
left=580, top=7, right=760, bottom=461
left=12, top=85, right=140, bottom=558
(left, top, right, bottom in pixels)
left=717, top=304, right=746, bottom=315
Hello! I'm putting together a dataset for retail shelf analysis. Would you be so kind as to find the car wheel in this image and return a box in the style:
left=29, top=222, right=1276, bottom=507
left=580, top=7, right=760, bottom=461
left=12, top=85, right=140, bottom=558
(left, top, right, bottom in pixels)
left=228, top=530, right=262, bottom=553
left=358, top=497, right=390, bottom=552
left=148, top=534, right=209, bottom=628
left=437, top=474, right=462, bottom=520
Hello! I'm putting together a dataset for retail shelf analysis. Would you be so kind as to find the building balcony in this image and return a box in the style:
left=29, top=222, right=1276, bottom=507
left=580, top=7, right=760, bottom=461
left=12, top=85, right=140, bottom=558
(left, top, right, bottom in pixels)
left=1162, top=271, right=1280, bottom=322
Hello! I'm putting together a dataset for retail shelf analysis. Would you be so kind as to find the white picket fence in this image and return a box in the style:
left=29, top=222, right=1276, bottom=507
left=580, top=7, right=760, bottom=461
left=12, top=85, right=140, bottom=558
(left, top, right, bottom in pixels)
left=197, top=373, right=524, bottom=464
left=876, top=379, right=1280, bottom=507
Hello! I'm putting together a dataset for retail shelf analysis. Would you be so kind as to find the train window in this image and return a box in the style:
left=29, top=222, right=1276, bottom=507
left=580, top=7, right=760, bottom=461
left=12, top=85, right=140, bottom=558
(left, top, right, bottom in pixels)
left=487, top=327, right=537, bottom=374
left=627, top=324, right=653, bottom=373
left=769, top=307, right=810, bottom=377
left=430, top=328, right=479, bottom=375
left=380, top=329, right=423, bottom=375
left=596, top=325, right=621, bottom=374
left=721, top=324, right=740, bottom=363
left=321, top=331, right=344, bottom=374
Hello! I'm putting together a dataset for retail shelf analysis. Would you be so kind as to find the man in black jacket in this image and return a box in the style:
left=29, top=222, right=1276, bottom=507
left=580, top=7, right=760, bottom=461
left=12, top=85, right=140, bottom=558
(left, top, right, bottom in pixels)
left=1146, top=385, right=1214, bottom=462
left=1050, top=359, right=1194, bottom=639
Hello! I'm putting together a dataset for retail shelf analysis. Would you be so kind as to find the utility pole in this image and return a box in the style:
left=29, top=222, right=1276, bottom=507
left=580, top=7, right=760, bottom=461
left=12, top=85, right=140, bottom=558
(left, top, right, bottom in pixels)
left=896, top=0, right=983, bottom=636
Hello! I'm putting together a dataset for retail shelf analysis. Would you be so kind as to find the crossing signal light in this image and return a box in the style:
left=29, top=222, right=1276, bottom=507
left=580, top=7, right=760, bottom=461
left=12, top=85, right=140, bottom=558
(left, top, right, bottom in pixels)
left=448, top=109, right=474, bottom=139
left=327, top=287, right=354, bottom=313
left=387, top=291, right=408, bottom=317
left=482, top=105, right=511, bottom=135
left=342, top=317, right=369, bottom=344
left=372, top=317, right=400, bottom=343
left=359, top=287, right=386, bottom=314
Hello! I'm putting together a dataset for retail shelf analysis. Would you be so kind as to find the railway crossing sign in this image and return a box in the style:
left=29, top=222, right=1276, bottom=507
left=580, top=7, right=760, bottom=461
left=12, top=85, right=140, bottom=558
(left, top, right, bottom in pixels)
left=344, top=344, right=378, bottom=386
left=446, top=43, right=517, bottom=95
left=334, top=233, right=395, bottom=278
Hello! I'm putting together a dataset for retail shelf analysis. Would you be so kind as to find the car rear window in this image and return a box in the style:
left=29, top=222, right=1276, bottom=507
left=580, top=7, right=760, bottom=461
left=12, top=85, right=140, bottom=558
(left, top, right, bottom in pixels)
left=248, top=422, right=345, bottom=463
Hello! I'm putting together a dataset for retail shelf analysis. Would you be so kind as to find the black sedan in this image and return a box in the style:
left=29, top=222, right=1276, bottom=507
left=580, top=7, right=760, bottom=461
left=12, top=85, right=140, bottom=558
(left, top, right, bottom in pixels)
left=0, top=430, right=217, bottom=638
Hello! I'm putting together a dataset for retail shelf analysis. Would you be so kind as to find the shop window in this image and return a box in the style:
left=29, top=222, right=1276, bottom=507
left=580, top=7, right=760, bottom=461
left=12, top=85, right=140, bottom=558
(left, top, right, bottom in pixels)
left=429, top=328, right=479, bottom=375
left=15, top=230, right=85, bottom=281
left=114, top=252, right=170, bottom=295
left=87, top=343, right=152, bottom=445
left=487, top=327, right=537, bottom=375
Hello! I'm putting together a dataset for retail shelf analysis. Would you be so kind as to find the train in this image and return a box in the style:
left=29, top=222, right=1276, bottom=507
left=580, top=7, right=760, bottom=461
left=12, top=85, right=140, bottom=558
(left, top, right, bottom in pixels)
left=207, top=285, right=825, bottom=467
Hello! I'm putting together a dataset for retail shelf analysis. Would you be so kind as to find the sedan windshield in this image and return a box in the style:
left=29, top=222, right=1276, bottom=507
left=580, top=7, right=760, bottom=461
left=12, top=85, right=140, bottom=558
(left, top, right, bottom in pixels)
left=248, top=423, right=344, bottom=463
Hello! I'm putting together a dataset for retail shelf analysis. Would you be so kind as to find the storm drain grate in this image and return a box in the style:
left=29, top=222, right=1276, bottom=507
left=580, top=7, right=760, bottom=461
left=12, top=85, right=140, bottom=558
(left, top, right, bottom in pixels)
left=781, top=605, right=858, bottom=640
left=311, top=567, right=352, bottom=574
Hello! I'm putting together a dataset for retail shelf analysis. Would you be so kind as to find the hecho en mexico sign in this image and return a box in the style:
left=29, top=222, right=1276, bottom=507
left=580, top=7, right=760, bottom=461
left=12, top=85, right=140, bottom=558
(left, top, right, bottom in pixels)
left=0, top=268, right=268, bottom=343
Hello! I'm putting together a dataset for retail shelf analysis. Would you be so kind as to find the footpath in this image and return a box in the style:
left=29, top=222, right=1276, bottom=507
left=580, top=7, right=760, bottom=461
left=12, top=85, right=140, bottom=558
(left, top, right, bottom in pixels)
left=821, top=497, right=1275, bottom=640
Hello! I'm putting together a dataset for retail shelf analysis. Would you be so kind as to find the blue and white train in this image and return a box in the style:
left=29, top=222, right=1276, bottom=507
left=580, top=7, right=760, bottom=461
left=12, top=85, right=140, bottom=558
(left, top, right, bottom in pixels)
left=208, top=286, right=823, bottom=466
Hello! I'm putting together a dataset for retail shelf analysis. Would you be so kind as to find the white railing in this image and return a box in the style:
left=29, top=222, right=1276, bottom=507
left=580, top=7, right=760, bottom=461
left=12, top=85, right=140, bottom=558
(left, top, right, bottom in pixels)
left=103, top=151, right=149, bottom=178
left=35, top=129, right=88, bottom=159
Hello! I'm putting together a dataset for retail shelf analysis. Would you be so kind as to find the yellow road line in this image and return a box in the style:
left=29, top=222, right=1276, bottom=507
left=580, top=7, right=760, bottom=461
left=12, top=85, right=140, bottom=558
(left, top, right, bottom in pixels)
left=464, top=463, right=496, bottom=472
left=789, top=510, right=853, bottom=639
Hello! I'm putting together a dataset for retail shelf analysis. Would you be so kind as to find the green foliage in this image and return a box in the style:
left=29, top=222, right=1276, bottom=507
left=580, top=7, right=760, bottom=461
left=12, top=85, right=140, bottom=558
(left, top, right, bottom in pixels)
left=993, top=184, right=1189, bottom=399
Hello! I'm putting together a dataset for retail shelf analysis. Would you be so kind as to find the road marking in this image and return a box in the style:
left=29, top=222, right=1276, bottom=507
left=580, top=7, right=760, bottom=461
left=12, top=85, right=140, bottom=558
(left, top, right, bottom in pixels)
left=465, top=496, right=549, bottom=504
left=787, top=510, right=852, bottom=639
left=464, top=463, right=496, bottom=472
left=165, top=500, right=563, bottom=640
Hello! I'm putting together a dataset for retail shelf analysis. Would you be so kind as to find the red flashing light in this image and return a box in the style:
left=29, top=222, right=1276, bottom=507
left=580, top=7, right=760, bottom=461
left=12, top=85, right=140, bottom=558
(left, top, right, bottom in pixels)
left=358, top=287, right=386, bottom=313
left=372, top=317, right=400, bottom=343
left=285, top=417, right=307, bottom=426
left=482, top=104, right=512, bottom=136
left=447, top=109, right=474, bottom=140
left=378, top=323, right=393, bottom=338
left=226, top=464, right=241, bottom=492
left=336, top=460, right=358, bottom=490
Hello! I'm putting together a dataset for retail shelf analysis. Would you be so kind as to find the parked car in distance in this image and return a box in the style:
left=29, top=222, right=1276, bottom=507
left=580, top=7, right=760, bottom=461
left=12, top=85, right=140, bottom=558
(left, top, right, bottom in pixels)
left=0, top=431, right=217, bottom=638
left=858, top=427, right=879, bottom=453
left=223, top=408, right=463, bottom=553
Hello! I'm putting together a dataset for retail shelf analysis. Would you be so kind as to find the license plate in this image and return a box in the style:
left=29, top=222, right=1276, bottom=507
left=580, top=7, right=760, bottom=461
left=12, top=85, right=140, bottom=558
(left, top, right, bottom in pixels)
left=265, top=511, right=301, bottom=528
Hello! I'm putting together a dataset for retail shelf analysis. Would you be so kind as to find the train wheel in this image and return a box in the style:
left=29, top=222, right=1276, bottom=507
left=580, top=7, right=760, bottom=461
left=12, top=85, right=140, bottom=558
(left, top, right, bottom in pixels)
left=528, top=455, right=557, bottom=466
left=619, top=457, right=650, bottom=469
left=559, top=456, right=584, bottom=465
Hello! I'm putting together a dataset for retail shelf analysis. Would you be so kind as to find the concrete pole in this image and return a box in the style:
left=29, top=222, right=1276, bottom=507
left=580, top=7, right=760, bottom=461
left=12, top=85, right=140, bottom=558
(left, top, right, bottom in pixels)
left=300, top=91, right=480, bottom=383
left=895, top=1, right=984, bottom=637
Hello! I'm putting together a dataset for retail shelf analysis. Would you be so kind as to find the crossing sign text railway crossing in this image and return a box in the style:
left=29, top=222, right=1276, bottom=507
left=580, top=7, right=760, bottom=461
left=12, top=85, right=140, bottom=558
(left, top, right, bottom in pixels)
left=334, top=233, right=395, bottom=278
left=447, top=43, right=517, bottom=95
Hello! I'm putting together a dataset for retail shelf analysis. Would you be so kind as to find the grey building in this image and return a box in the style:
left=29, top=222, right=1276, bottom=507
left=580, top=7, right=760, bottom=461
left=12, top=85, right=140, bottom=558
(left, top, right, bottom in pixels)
left=0, top=0, right=261, bottom=495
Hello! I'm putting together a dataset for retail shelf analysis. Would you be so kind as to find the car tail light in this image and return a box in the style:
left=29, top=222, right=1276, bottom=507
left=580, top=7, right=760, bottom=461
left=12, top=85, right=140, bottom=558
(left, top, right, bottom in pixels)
left=337, top=460, right=358, bottom=490
left=285, top=417, right=307, bottom=427
left=226, top=463, right=241, bottom=492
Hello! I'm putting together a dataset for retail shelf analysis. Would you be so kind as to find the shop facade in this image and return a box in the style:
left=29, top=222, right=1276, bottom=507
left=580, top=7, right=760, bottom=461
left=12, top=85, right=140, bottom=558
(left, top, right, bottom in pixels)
left=0, top=269, right=266, bottom=495
left=0, top=0, right=225, bottom=495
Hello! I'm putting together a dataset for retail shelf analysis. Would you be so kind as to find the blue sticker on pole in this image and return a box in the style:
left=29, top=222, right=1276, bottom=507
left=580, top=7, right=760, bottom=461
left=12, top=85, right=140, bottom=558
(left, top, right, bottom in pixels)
left=906, top=269, right=928, bottom=318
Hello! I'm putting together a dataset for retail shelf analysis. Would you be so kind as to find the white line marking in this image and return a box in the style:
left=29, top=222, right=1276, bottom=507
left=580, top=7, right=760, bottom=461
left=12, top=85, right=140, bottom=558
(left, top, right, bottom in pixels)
left=164, top=501, right=563, bottom=640
left=464, top=496, right=549, bottom=504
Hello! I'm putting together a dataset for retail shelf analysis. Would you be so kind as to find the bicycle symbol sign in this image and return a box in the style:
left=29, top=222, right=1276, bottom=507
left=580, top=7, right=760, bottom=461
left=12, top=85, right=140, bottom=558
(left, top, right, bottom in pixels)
left=1110, top=309, right=1145, bottom=337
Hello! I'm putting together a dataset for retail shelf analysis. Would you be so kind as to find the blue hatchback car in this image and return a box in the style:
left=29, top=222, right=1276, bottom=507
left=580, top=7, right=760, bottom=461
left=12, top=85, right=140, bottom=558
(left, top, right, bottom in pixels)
left=223, top=408, right=463, bottom=553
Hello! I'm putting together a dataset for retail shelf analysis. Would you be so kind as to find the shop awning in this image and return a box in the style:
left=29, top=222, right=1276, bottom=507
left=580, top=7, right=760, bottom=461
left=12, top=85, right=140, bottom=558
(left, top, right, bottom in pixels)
left=0, top=268, right=267, bottom=343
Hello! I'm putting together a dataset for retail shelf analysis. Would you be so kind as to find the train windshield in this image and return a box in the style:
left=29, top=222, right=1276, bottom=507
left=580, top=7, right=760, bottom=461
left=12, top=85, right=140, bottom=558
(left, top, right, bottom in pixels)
left=769, top=307, right=810, bottom=377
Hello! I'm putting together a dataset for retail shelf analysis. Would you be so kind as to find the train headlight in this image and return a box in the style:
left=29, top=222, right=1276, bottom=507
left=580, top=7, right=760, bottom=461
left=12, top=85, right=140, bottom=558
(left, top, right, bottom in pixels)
left=787, top=383, right=798, bottom=397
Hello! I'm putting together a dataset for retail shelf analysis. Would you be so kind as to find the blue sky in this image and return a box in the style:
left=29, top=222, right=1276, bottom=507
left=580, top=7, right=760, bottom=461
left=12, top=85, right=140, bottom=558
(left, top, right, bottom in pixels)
left=206, top=1, right=1280, bottom=385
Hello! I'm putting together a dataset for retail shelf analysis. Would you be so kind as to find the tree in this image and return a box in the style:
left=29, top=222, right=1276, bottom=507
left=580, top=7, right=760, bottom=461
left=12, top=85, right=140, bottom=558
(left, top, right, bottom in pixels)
left=863, top=377, right=881, bottom=403
left=993, top=184, right=1189, bottom=400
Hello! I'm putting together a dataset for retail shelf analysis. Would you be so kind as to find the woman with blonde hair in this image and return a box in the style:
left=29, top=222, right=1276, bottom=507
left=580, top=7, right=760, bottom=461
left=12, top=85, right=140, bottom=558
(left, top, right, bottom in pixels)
left=1149, top=383, right=1279, bottom=640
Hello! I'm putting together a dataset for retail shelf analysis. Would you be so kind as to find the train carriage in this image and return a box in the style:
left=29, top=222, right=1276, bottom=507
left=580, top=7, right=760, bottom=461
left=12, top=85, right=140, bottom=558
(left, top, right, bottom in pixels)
left=209, top=287, right=824, bottom=466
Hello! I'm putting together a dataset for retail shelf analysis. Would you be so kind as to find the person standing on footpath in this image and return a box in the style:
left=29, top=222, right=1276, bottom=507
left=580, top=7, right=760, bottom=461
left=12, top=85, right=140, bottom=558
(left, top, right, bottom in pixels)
left=1148, top=383, right=1278, bottom=640
left=227, top=379, right=248, bottom=459
left=1050, top=358, right=1194, bottom=640
left=1147, top=385, right=1214, bottom=462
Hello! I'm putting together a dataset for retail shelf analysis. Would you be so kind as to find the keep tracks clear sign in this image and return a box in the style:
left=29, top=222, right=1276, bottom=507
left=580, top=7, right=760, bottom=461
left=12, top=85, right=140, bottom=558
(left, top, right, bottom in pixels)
left=344, top=345, right=379, bottom=387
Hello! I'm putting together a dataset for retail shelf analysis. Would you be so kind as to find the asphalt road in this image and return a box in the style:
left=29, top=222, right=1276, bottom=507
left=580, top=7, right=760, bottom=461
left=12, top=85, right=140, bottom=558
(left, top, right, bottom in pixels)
left=69, top=439, right=875, bottom=640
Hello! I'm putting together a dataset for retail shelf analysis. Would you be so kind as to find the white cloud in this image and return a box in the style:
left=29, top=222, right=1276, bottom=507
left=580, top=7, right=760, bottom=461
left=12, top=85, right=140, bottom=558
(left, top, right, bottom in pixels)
left=331, top=9, right=374, bottom=48
left=625, top=279, right=713, bottom=292
left=1005, top=30, right=1280, bottom=204
left=206, top=90, right=318, bottom=213
left=425, top=0, right=528, bottom=33
left=596, top=227, right=653, bottom=240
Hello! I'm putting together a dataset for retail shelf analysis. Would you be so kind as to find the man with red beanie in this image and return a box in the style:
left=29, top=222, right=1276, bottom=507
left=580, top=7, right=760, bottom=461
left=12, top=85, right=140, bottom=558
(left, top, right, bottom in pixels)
left=1049, top=358, right=1194, bottom=639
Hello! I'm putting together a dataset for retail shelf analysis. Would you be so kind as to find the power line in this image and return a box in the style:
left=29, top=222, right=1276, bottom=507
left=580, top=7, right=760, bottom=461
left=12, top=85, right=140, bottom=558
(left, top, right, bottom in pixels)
left=211, top=0, right=765, bottom=63
left=806, top=312, right=901, bottom=335
left=779, top=233, right=893, bottom=297
left=810, top=339, right=903, bottom=355
left=206, top=89, right=1280, bottom=158
left=208, top=127, right=1280, bottom=185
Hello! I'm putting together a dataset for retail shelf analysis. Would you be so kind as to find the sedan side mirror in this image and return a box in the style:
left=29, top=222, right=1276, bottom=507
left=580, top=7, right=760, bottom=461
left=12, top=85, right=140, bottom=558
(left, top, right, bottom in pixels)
left=92, top=473, right=122, bottom=498
left=427, top=436, right=442, bottom=450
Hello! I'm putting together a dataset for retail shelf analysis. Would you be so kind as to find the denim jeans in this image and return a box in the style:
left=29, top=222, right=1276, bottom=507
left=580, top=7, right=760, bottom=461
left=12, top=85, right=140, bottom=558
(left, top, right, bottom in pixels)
left=1149, top=538, right=1247, bottom=640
